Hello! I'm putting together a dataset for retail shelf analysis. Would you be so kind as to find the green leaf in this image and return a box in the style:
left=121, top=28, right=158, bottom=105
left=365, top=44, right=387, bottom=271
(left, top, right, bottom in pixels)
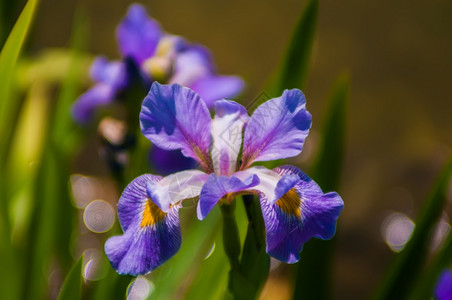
left=0, top=0, right=39, bottom=170
left=236, top=196, right=270, bottom=299
left=373, top=159, right=452, bottom=300
left=269, top=0, right=317, bottom=96
left=19, top=12, right=87, bottom=298
left=0, top=2, right=40, bottom=295
left=57, top=256, right=83, bottom=300
left=148, top=207, right=222, bottom=299
left=292, top=73, right=349, bottom=300
left=90, top=266, right=132, bottom=300
left=185, top=199, right=249, bottom=300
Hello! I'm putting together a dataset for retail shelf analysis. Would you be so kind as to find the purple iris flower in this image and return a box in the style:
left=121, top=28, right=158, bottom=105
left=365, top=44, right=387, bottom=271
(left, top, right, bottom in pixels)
left=105, top=82, right=344, bottom=275
left=72, top=3, right=244, bottom=123
left=435, top=269, right=452, bottom=300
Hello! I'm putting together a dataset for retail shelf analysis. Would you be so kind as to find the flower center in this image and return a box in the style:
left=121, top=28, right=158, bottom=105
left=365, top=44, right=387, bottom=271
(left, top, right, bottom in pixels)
left=141, top=199, right=166, bottom=227
left=276, top=188, right=301, bottom=218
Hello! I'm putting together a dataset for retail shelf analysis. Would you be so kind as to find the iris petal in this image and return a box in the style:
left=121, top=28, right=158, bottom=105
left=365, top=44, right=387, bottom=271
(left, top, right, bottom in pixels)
left=169, top=46, right=213, bottom=86
left=72, top=57, right=127, bottom=123
left=169, top=46, right=244, bottom=108
left=435, top=269, right=452, bottom=300
left=211, top=100, right=249, bottom=176
left=140, top=82, right=212, bottom=170
left=258, top=165, right=343, bottom=263
left=71, top=84, right=116, bottom=124
left=190, top=75, right=245, bottom=108
left=241, top=89, right=312, bottom=168
left=197, top=173, right=259, bottom=220
left=105, top=174, right=181, bottom=275
left=116, top=4, right=161, bottom=64
left=148, top=146, right=196, bottom=176
left=147, top=170, right=209, bottom=212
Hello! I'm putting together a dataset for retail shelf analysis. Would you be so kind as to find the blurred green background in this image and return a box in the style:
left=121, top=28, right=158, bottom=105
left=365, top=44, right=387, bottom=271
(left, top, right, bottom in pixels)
left=2, top=0, right=452, bottom=298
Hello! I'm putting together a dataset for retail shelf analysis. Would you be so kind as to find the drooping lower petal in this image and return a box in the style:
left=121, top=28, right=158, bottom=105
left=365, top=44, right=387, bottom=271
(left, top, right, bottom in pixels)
left=258, top=165, right=343, bottom=263
left=241, top=89, right=312, bottom=168
left=105, top=174, right=181, bottom=275
left=140, top=83, right=212, bottom=170
left=197, top=173, right=259, bottom=220
left=116, top=4, right=161, bottom=64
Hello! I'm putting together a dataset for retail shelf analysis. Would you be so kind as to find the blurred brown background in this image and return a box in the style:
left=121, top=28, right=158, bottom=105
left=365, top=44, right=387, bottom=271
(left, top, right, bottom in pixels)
left=6, top=0, right=452, bottom=298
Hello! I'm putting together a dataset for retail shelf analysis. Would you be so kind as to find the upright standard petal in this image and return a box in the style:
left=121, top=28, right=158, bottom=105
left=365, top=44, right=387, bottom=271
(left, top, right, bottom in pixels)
left=140, top=83, right=212, bottom=170
left=241, top=89, right=312, bottom=168
left=147, top=170, right=209, bottom=212
left=197, top=173, right=259, bottom=220
left=435, top=269, right=452, bottom=300
left=117, top=4, right=161, bottom=64
left=257, top=165, right=343, bottom=263
left=105, top=174, right=181, bottom=275
left=211, top=100, right=249, bottom=176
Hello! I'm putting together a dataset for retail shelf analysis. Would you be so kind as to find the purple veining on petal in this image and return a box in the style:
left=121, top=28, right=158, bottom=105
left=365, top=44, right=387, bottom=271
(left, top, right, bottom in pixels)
left=105, top=174, right=181, bottom=275
left=140, top=82, right=212, bottom=169
left=241, top=89, right=312, bottom=168
left=258, top=165, right=343, bottom=263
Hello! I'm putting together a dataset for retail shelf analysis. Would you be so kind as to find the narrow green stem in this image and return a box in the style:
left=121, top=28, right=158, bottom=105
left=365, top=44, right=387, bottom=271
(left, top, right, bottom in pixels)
left=220, top=202, right=241, bottom=271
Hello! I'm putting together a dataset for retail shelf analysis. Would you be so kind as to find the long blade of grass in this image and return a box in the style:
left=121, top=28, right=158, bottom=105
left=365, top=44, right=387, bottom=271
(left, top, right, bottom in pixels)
left=373, top=159, right=452, bottom=299
left=0, top=0, right=39, bottom=170
left=57, top=255, right=84, bottom=300
left=292, top=73, right=349, bottom=300
left=20, top=10, right=88, bottom=299
left=0, top=6, right=39, bottom=296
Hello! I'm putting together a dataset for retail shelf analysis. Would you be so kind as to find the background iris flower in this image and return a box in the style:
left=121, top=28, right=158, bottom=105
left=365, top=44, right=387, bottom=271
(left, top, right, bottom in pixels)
left=105, top=82, right=344, bottom=275
left=71, top=3, right=244, bottom=124
left=435, top=269, right=452, bottom=300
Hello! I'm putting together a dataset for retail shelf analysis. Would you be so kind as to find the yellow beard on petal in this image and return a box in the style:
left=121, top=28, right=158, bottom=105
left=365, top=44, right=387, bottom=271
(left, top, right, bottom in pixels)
left=141, top=199, right=166, bottom=227
left=276, top=188, right=302, bottom=218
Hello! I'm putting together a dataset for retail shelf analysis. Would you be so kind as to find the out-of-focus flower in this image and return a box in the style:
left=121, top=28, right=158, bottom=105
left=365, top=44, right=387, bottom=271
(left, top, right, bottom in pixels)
left=72, top=4, right=244, bottom=123
left=435, top=269, right=452, bottom=300
left=104, top=82, right=344, bottom=275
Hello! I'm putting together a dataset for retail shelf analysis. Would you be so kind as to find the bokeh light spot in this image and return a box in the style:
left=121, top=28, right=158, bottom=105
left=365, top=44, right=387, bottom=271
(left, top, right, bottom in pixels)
left=83, top=199, right=115, bottom=233
left=381, top=212, right=415, bottom=252
left=127, top=276, right=154, bottom=300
